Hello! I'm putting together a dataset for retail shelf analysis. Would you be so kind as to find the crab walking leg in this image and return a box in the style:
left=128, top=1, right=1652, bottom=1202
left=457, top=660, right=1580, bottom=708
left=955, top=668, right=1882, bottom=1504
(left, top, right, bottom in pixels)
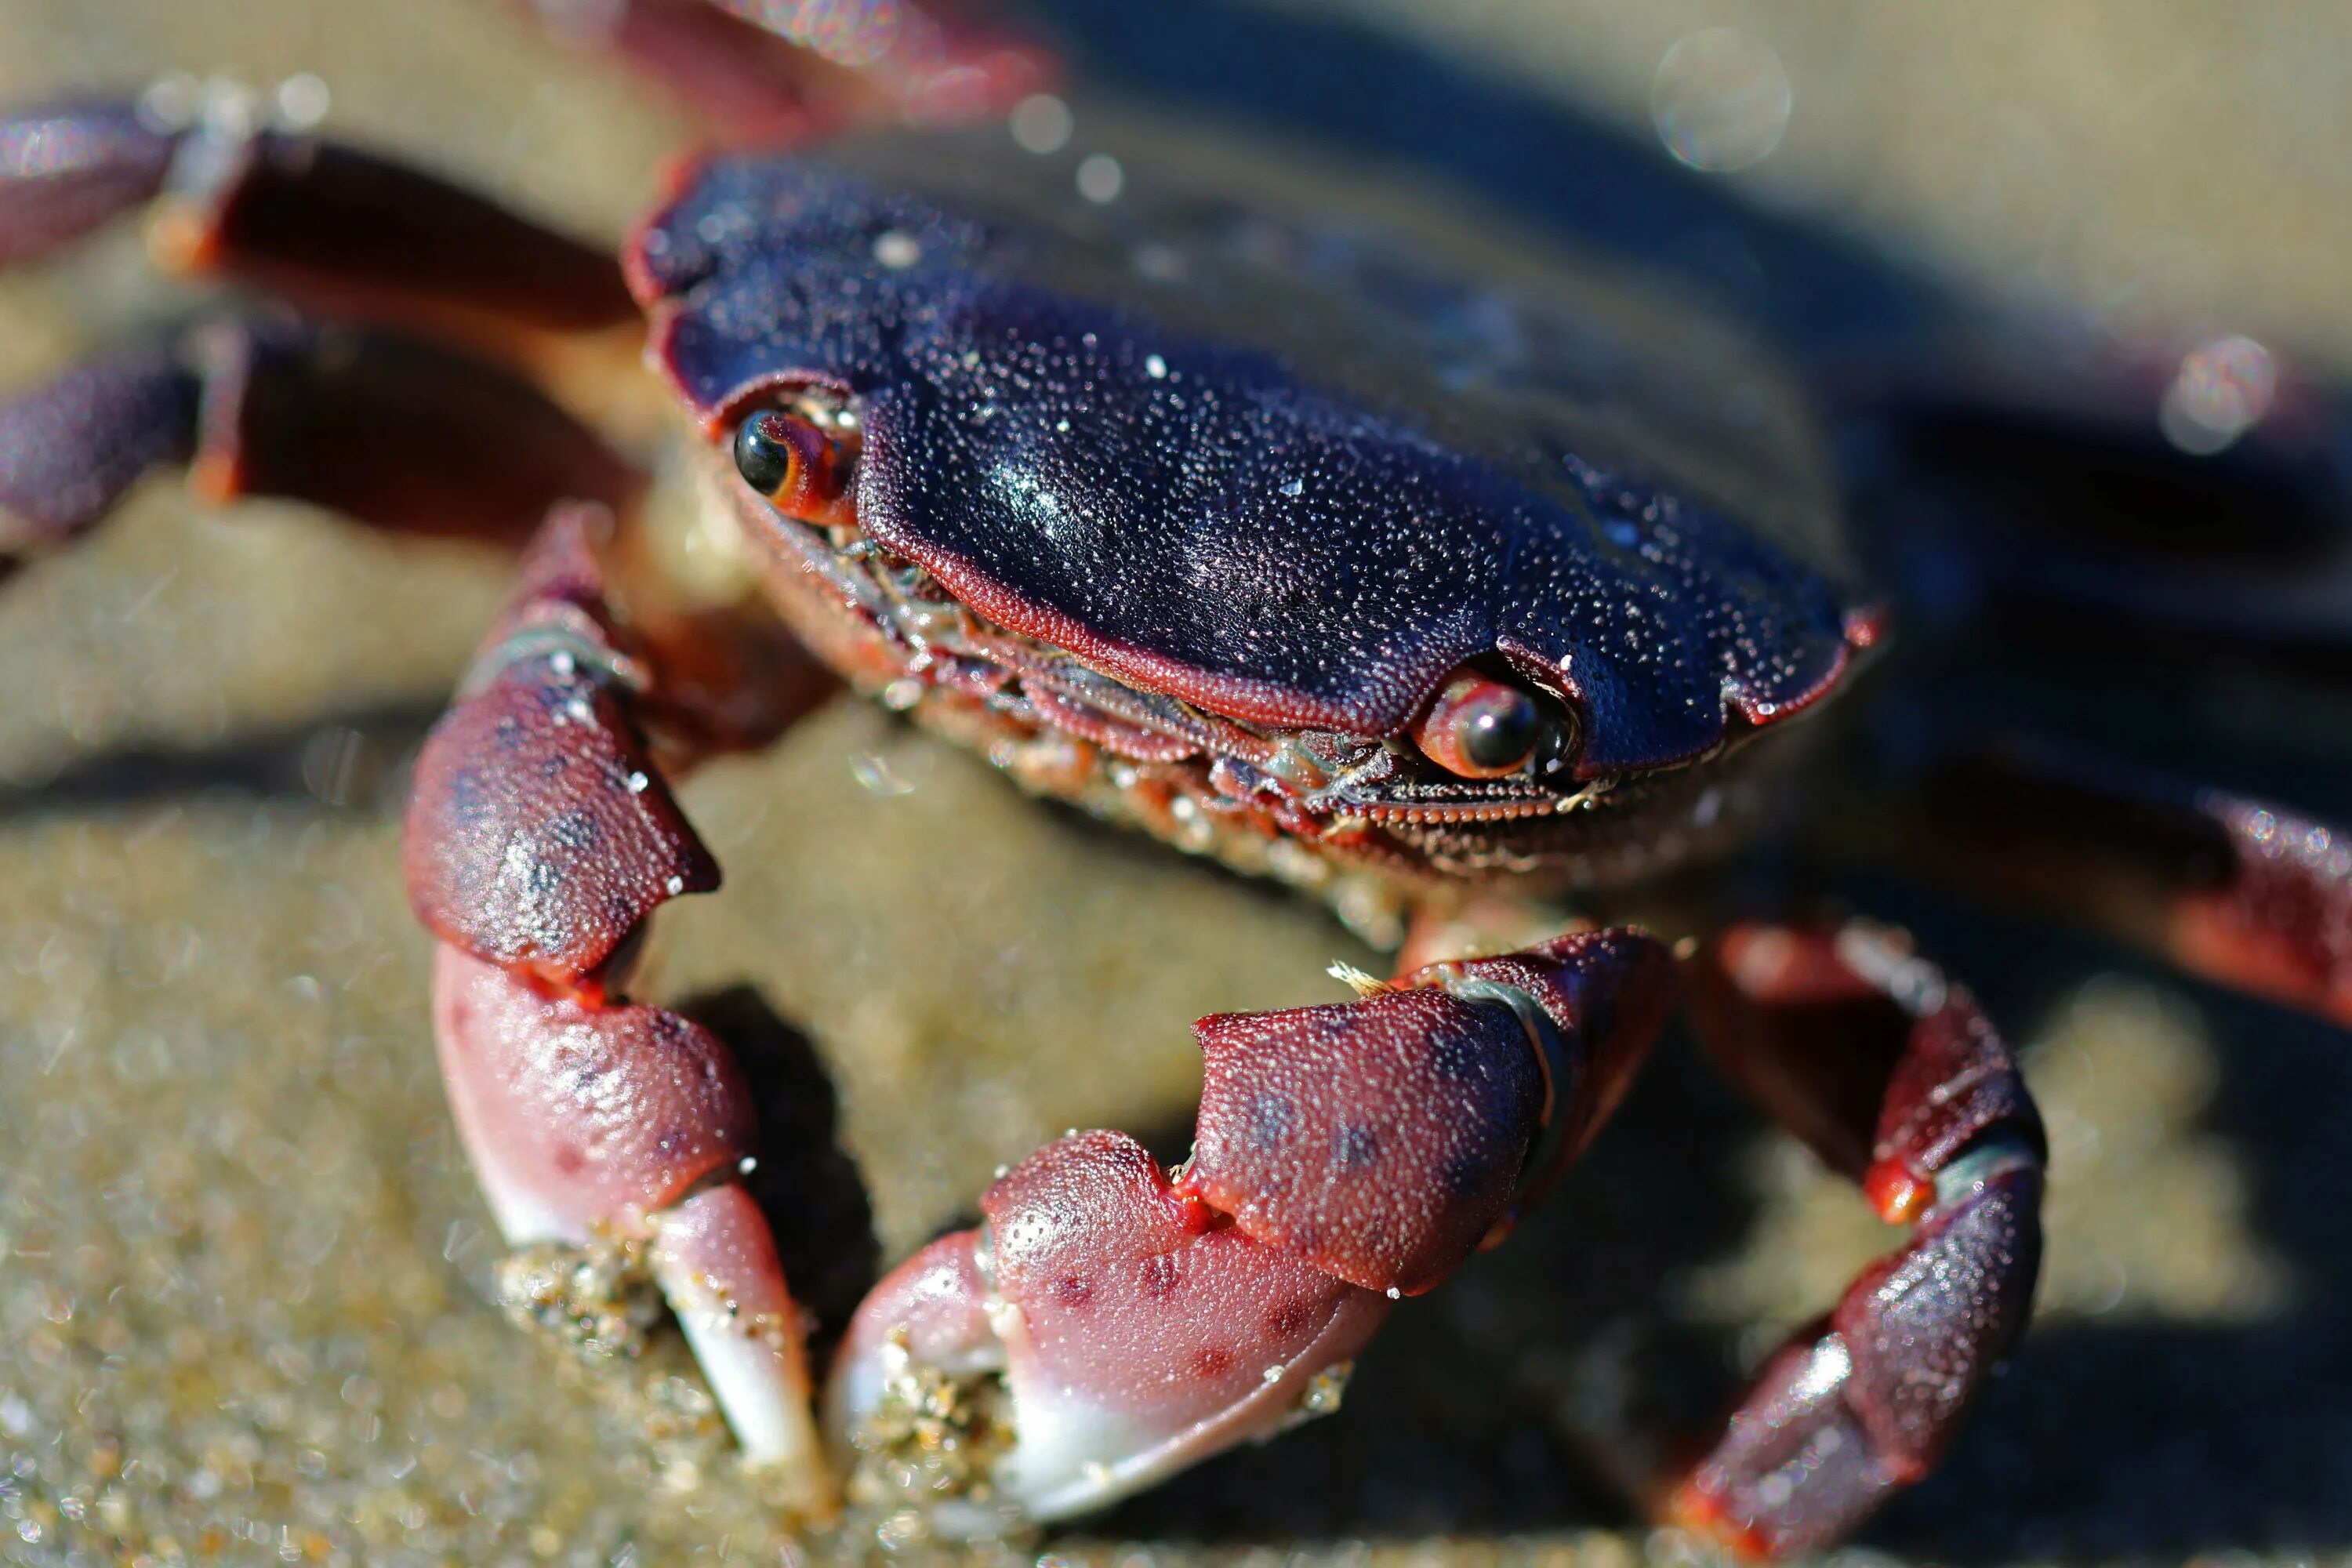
left=0, top=314, right=639, bottom=568
left=517, top=0, right=1054, bottom=147
left=1672, top=920, right=2046, bottom=1559
left=409, top=508, right=835, bottom=1515
left=829, top=930, right=1676, bottom=1529
left=0, top=96, right=635, bottom=346
left=0, top=100, right=179, bottom=263
left=1897, top=747, right=2352, bottom=1027
left=1830, top=332, right=2352, bottom=654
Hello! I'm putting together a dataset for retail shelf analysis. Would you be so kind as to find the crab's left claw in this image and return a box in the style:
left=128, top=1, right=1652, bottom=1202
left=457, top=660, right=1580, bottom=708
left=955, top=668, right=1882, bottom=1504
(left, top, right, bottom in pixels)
left=829, top=931, right=1675, bottom=1532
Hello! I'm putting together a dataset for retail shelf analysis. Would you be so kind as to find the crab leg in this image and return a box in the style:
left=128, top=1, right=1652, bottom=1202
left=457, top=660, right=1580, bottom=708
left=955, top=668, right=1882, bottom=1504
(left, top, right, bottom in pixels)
left=829, top=929, right=1678, bottom=1530
left=1673, top=920, right=2046, bottom=1559
left=0, top=95, right=634, bottom=349
left=1835, top=333, right=2352, bottom=653
left=6, top=93, right=840, bottom=1490
left=1888, top=746, right=2352, bottom=1028
left=409, top=505, right=836, bottom=1515
left=0, top=314, right=640, bottom=568
left=517, top=0, right=1054, bottom=147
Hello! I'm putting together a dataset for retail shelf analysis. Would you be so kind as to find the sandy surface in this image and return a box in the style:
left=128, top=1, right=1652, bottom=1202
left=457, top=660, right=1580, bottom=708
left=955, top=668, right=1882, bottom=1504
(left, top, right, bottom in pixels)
left=2, top=4, right=2349, bottom=1565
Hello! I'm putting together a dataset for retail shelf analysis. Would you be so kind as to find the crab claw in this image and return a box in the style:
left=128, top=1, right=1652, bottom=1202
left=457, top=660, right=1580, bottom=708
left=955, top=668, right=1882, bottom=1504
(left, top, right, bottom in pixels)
left=404, top=508, right=718, bottom=985
left=433, top=944, right=833, bottom=1514
left=1179, top=985, right=1544, bottom=1297
left=829, top=1130, right=1390, bottom=1532
left=411, top=508, right=835, bottom=1515
left=829, top=931, right=1675, bottom=1531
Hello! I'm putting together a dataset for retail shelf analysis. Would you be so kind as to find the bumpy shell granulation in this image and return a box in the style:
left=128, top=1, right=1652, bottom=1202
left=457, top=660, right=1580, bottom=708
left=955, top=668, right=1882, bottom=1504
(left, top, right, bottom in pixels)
left=630, top=120, right=1863, bottom=778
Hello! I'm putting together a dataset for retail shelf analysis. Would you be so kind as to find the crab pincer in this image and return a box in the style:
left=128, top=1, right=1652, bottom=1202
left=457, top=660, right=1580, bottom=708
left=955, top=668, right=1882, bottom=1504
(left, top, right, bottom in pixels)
left=410, top=507, right=833, bottom=1515
left=831, top=930, right=1676, bottom=1528
left=833, top=1131, right=1393, bottom=1532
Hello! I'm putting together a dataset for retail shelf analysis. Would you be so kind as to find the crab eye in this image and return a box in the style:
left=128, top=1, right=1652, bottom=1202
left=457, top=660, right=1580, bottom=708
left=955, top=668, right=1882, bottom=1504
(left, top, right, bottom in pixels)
left=730, top=406, right=855, bottom=521
left=733, top=409, right=815, bottom=497
left=1411, top=670, right=1570, bottom=780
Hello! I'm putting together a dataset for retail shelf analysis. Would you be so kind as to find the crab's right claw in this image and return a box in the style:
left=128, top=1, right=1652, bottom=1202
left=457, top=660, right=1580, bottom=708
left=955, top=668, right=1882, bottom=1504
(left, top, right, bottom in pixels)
left=829, top=1130, right=1391, bottom=1534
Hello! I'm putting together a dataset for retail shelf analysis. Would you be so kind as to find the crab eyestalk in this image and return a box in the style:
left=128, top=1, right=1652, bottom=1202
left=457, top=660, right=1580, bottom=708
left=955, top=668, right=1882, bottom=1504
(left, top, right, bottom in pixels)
left=827, top=931, right=1676, bottom=1532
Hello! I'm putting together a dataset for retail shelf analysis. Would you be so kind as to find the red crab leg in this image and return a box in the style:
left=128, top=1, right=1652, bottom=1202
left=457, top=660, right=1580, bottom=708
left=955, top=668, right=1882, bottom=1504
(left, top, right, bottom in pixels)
left=1673, top=920, right=2046, bottom=1559
left=518, top=0, right=1055, bottom=147
left=0, top=314, right=638, bottom=568
left=829, top=929, right=1678, bottom=1528
left=0, top=95, right=637, bottom=373
left=411, top=505, right=835, bottom=1515
left=1896, top=748, right=2352, bottom=1028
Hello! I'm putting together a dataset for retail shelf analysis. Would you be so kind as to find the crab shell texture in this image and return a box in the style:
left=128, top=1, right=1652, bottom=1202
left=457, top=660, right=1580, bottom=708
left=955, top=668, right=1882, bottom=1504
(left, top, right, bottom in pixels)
left=627, top=118, right=1870, bottom=896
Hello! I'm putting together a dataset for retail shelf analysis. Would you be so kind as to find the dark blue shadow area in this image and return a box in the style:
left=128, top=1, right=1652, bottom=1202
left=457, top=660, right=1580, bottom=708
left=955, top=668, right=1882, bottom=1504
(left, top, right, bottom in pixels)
left=1023, top=0, right=1958, bottom=362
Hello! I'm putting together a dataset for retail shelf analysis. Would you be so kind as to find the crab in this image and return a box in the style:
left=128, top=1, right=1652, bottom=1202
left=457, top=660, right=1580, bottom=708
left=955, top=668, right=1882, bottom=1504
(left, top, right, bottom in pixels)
left=4, top=1, right=2350, bottom=1557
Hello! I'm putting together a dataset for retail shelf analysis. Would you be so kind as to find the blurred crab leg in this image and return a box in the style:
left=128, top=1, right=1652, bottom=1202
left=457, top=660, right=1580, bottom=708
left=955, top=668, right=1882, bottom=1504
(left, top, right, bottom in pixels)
left=1898, top=747, right=2352, bottom=1027
left=410, top=506, right=835, bottom=1515
left=0, top=315, right=638, bottom=568
left=1831, top=333, right=2352, bottom=654
left=0, top=95, right=634, bottom=341
left=1674, top=920, right=2046, bottom=1559
left=0, top=342, right=195, bottom=564
left=829, top=929, right=1675, bottom=1529
left=520, top=0, right=1054, bottom=147
left=0, top=100, right=180, bottom=263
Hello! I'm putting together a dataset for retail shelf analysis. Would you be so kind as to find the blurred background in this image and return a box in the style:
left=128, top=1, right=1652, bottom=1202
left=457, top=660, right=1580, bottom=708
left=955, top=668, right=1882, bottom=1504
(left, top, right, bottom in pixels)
left=2, top=2, right=2350, bottom=1565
